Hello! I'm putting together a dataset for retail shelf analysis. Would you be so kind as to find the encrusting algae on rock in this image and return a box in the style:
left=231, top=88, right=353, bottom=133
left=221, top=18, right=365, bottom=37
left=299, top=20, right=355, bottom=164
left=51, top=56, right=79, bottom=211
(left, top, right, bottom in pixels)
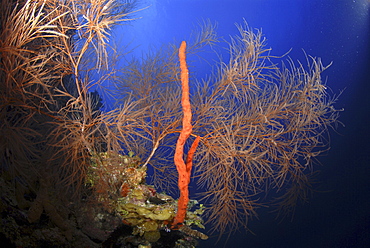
left=85, top=151, right=208, bottom=246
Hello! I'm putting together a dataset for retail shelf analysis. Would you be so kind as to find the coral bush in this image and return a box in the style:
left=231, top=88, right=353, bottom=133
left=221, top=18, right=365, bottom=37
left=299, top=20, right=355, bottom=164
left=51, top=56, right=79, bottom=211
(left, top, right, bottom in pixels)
left=115, top=22, right=340, bottom=235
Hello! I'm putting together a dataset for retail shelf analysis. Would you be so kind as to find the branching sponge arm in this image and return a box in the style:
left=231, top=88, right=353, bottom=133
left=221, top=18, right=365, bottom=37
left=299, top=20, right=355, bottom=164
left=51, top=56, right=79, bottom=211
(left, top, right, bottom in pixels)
left=172, top=41, right=199, bottom=228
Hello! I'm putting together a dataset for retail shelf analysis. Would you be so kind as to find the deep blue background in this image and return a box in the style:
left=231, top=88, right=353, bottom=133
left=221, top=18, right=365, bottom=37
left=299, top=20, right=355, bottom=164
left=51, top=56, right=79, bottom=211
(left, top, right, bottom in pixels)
left=111, top=0, right=370, bottom=247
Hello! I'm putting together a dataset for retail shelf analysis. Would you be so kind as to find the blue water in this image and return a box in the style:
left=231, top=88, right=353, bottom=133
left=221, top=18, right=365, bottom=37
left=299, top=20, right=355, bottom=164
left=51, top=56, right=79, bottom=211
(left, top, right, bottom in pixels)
left=110, top=0, right=370, bottom=247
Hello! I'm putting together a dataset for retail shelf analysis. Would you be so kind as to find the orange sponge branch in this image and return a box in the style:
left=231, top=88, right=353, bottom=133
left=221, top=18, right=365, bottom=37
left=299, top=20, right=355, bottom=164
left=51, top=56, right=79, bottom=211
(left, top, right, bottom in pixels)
left=172, top=41, right=200, bottom=228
